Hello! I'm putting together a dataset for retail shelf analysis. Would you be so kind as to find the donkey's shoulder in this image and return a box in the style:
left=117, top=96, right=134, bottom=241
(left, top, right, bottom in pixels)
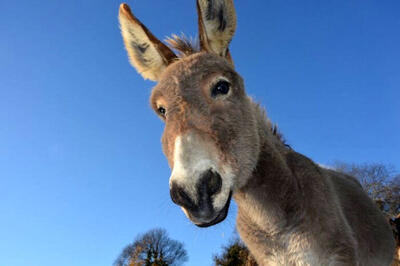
left=284, top=150, right=362, bottom=189
left=322, top=168, right=363, bottom=190
left=284, top=150, right=323, bottom=180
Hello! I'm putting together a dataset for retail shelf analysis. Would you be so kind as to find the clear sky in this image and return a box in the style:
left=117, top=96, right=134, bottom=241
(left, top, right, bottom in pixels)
left=1, top=1, right=399, bottom=265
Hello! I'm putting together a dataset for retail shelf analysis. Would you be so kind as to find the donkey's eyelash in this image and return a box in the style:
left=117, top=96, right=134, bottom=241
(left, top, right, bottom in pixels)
left=211, top=77, right=230, bottom=85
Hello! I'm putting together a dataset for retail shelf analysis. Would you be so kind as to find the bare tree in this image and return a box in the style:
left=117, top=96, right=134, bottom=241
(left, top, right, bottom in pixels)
left=114, top=228, right=188, bottom=266
left=386, top=174, right=400, bottom=217
left=333, top=162, right=399, bottom=217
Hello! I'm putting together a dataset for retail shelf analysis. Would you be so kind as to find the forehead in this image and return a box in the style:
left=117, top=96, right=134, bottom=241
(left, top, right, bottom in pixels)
left=151, top=52, right=235, bottom=100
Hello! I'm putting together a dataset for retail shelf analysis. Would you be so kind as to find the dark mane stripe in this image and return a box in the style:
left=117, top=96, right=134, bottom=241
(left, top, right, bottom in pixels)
left=165, top=34, right=200, bottom=57
left=271, top=123, right=291, bottom=149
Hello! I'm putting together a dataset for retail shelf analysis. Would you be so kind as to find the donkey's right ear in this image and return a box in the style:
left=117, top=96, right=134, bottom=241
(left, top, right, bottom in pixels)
left=119, top=3, right=177, bottom=81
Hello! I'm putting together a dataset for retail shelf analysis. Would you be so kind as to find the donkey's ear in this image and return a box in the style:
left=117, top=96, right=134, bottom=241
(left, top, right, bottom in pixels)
left=197, top=0, right=237, bottom=59
left=119, top=3, right=177, bottom=81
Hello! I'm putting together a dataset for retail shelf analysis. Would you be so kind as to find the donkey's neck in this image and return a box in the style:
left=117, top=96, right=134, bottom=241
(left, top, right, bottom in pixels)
left=234, top=102, right=303, bottom=236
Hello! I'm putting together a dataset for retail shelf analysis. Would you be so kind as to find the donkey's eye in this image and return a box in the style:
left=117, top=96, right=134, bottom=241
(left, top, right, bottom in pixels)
left=211, top=80, right=230, bottom=98
left=158, top=106, right=166, bottom=116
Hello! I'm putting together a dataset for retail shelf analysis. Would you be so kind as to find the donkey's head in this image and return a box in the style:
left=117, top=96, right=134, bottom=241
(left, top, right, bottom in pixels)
left=119, top=1, right=260, bottom=227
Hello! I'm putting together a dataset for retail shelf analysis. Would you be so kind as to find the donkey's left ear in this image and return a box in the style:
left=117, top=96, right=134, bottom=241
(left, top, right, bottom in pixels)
left=119, top=3, right=177, bottom=81
left=197, top=0, right=237, bottom=60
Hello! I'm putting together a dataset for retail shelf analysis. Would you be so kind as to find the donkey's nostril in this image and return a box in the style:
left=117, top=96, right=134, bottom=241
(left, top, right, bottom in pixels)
left=170, top=182, right=196, bottom=210
left=202, top=169, right=222, bottom=196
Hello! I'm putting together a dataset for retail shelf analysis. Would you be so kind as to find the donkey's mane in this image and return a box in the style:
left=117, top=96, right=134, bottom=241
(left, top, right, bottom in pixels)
left=253, top=101, right=290, bottom=149
left=272, top=123, right=289, bottom=148
left=165, top=34, right=200, bottom=57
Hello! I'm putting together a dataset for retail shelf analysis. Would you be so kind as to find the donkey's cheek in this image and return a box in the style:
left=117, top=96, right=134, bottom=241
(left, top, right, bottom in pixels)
left=211, top=114, right=234, bottom=151
left=161, top=133, right=174, bottom=168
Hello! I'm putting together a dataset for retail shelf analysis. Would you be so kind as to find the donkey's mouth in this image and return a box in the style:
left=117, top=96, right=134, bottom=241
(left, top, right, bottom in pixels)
left=195, top=191, right=232, bottom=228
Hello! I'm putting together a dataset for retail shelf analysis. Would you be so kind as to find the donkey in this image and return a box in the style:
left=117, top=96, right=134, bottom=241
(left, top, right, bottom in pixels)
left=118, top=1, right=395, bottom=265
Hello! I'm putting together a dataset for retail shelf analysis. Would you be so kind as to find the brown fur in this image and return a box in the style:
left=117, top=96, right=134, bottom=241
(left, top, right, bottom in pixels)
left=166, top=34, right=200, bottom=57
left=118, top=1, right=396, bottom=265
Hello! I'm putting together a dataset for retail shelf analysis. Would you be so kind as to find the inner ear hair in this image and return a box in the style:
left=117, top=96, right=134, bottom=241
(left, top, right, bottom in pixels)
left=119, top=3, right=177, bottom=81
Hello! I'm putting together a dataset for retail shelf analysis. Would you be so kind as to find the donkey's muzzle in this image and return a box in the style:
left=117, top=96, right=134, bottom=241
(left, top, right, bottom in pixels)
left=170, top=181, right=196, bottom=211
left=170, top=169, right=223, bottom=216
left=198, top=169, right=223, bottom=200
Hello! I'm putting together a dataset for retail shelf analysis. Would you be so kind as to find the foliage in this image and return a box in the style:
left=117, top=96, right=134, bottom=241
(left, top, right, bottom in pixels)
left=114, top=228, right=188, bottom=266
left=213, top=237, right=257, bottom=266
left=333, top=162, right=400, bottom=217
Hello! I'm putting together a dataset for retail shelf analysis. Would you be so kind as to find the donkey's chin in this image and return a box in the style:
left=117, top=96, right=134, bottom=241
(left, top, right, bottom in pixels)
left=189, top=191, right=233, bottom=228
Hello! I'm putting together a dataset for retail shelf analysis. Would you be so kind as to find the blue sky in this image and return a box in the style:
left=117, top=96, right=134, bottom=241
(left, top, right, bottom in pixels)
left=0, top=0, right=399, bottom=265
